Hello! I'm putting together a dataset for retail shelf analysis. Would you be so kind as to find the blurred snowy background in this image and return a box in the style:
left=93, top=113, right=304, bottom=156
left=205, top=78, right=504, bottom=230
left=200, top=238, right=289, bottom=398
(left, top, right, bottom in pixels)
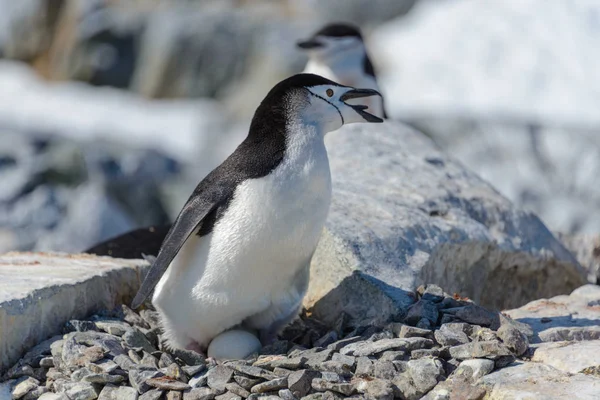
left=0, top=0, right=599, bottom=254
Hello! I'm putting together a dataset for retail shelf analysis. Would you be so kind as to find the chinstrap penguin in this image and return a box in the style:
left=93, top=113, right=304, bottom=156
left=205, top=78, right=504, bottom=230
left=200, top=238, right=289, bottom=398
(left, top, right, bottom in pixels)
left=131, top=73, right=383, bottom=353
left=297, top=23, right=387, bottom=119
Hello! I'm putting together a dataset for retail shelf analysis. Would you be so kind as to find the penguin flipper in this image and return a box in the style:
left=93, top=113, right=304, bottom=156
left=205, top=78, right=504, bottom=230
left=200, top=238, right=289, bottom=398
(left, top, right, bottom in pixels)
left=130, top=195, right=224, bottom=309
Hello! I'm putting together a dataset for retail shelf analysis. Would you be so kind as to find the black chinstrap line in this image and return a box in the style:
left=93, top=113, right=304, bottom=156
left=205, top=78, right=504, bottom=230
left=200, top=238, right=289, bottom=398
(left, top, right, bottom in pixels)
left=308, top=92, right=344, bottom=125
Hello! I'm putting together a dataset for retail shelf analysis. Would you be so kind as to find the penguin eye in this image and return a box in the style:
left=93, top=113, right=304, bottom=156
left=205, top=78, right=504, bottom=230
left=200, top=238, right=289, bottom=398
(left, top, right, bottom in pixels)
left=326, top=89, right=334, bottom=97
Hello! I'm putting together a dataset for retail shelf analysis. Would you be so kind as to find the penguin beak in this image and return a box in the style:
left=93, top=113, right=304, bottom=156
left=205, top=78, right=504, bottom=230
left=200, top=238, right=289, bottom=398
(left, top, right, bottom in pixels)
left=340, top=88, right=384, bottom=123
left=297, top=38, right=324, bottom=49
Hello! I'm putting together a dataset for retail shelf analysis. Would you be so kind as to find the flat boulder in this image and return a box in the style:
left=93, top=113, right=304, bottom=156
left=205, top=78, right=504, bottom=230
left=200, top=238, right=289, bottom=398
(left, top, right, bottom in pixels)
left=306, top=121, right=586, bottom=326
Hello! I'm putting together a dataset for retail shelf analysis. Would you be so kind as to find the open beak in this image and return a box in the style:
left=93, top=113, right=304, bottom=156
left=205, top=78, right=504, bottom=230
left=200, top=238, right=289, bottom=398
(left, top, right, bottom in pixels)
left=340, top=88, right=384, bottom=123
left=297, top=38, right=323, bottom=49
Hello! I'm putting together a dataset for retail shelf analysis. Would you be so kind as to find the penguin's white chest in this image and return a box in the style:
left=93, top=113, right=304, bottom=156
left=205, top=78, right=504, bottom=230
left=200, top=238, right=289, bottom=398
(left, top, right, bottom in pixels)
left=153, top=137, right=332, bottom=347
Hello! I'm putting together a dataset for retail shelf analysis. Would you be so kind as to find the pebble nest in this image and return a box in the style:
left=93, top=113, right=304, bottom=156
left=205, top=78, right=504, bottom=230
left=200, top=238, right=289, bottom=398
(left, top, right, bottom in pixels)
left=2, top=285, right=532, bottom=400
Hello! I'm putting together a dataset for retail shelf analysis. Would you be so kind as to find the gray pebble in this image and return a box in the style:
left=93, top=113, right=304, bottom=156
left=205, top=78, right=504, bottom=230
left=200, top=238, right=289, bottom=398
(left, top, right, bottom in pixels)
left=129, top=369, right=164, bottom=394
left=64, top=382, right=98, bottom=400
left=287, top=370, right=320, bottom=398
left=82, top=373, right=125, bottom=384
left=352, top=338, right=433, bottom=357
left=253, top=356, right=306, bottom=370
left=97, top=384, right=138, bottom=400
left=182, top=364, right=206, bottom=377
left=311, top=379, right=355, bottom=396
left=128, top=350, right=142, bottom=364
left=233, top=375, right=261, bottom=390
left=139, top=389, right=164, bottom=400
left=93, top=359, right=119, bottom=374
left=123, top=329, right=157, bottom=354
left=215, top=393, right=241, bottom=400
left=251, top=377, right=287, bottom=394
left=421, top=285, right=446, bottom=303
left=139, top=310, right=161, bottom=330
left=71, top=368, right=93, bottom=382
left=225, top=363, right=276, bottom=380
left=404, top=300, right=439, bottom=326
left=225, top=382, right=250, bottom=398
left=354, top=377, right=394, bottom=400
left=454, top=305, right=500, bottom=329
left=160, top=353, right=177, bottom=369
left=407, top=358, right=444, bottom=393
left=171, top=349, right=206, bottom=367
left=373, top=361, right=396, bottom=380
left=330, top=353, right=355, bottom=368
left=207, top=366, right=234, bottom=391
left=303, top=350, right=333, bottom=369
left=434, top=324, right=470, bottom=346
left=319, top=372, right=343, bottom=383
left=71, top=331, right=126, bottom=357
left=354, top=357, right=373, bottom=376
left=39, top=357, right=54, bottom=368
left=273, top=367, right=293, bottom=377
left=189, top=370, right=209, bottom=388
left=496, top=324, right=529, bottom=356
left=23, top=386, right=49, bottom=400
left=66, top=320, right=98, bottom=333
left=378, top=351, right=407, bottom=362
left=122, top=305, right=150, bottom=329
left=113, top=355, right=138, bottom=371
left=326, top=336, right=362, bottom=352
left=94, top=319, right=132, bottom=337
left=313, top=361, right=351, bottom=376
left=183, top=387, right=218, bottom=400
left=277, top=389, right=296, bottom=400
left=141, top=352, right=159, bottom=369
left=167, top=391, right=183, bottom=400
left=396, top=325, right=433, bottom=340
left=147, top=377, right=191, bottom=391
left=448, top=341, right=512, bottom=360
left=11, top=376, right=40, bottom=399
left=453, top=359, right=495, bottom=382
left=410, top=348, right=440, bottom=359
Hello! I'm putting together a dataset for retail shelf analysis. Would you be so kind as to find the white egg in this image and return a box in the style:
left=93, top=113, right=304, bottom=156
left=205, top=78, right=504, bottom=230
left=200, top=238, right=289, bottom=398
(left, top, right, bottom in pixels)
left=207, top=329, right=262, bottom=360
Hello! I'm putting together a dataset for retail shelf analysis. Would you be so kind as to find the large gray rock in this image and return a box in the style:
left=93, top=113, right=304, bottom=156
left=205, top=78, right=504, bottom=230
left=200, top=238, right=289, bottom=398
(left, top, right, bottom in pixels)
left=504, top=284, right=600, bottom=343
left=479, top=361, right=600, bottom=400
left=0, top=252, right=148, bottom=374
left=531, top=340, right=600, bottom=374
left=306, top=122, right=585, bottom=326
left=557, top=232, right=600, bottom=284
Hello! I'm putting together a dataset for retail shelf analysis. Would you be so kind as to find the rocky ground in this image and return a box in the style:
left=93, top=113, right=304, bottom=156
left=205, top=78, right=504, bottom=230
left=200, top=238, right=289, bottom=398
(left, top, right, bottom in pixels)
left=0, top=284, right=536, bottom=400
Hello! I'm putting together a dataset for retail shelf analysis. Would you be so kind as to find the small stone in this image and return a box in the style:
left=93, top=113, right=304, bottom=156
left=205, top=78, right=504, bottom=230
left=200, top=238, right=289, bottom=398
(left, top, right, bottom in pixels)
left=287, top=370, right=320, bottom=398
left=123, top=329, right=157, bottom=354
left=122, top=305, right=150, bottom=329
left=454, top=359, right=495, bottom=382
left=496, top=324, right=529, bottom=356
left=410, top=348, right=440, bottom=359
left=396, top=325, right=434, bottom=339
left=207, top=366, right=234, bottom=391
left=434, top=324, right=470, bottom=346
left=253, top=356, right=306, bottom=370
left=494, top=355, right=516, bottom=369
left=12, top=377, right=40, bottom=399
left=147, top=377, right=191, bottom=391
left=311, top=379, right=355, bottom=396
left=140, top=390, right=164, bottom=400
left=327, top=336, right=362, bottom=351
left=23, top=386, right=49, bottom=400
left=64, top=382, right=98, bottom=400
left=113, top=355, right=138, bottom=371
left=94, top=319, right=132, bottom=336
left=39, top=357, right=54, bottom=368
left=160, top=353, right=177, bottom=369
left=469, top=327, right=497, bottom=342
left=421, top=285, right=446, bottom=303
left=140, top=310, right=161, bottom=329
left=97, top=384, right=138, bottom=400
left=38, top=394, right=69, bottom=400
left=354, top=357, right=374, bottom=376
left=214, top=394, right=241, bottom=400
left=93, top=359, right=119, bottom=374
left=354, top=377, right=394, bottom=400
left=313, top=361, right=351, bottom=375
left=82, top=373, right=125, bottom=384
left=225, top=382, right=251, bottom=398
left=320, top=372, right=344, bottom=383
left=226, top=363, right=277, bottom=380
left=260, top=340, right=291, bottom=356
left=278, top=389, right=296, bottom=400
left=368, top=330, right=395, bottom=341
left=373, top=361, right=396, bottom=380
left=183, top=387, right=217, bottom=400
left=182, top=364, right=206, bottom=377
left=141, top=352, right=159, bottom=369
left=379, top=351, right=407, bottom=362
left=251, top=377, right=287, bottom=393
left=70, top=331, right=126, bottom=357
left=407, top=358, right=445, bottom=394
left=129, top=369, right=164, bottom=394
left=314, top=332, right=338, bottom=348
left=331, top=353, right=355, bottom=368
left=165, top=362, right=188, bottom=382
left=71, top=368, right=93, bottom=382
left=449, top=341, right=512, bottom=360
left=189, top=370, right=209, bottom=388
left=171, top=349, right=206, bottom=367
left=404, top=300, right=439, bottom=326
left=233, top=375, right=260, bottom=390
left=303, top=349, right=334, bottom=368
left=273, top=367, right=293, bottom=377
left=167, top=391, right=183, bottom=400
left=128, top=350, right=143, bottom=364
left=351, top=338, right=433, bottom=357
left=454, top=306, right=499, bottom=329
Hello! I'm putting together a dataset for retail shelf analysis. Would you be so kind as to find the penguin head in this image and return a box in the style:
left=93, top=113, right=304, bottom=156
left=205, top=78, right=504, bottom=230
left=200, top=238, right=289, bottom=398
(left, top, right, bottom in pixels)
left=297, top=23, right=367, bottom=69
left=254, top=74, right=383, bottom=136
